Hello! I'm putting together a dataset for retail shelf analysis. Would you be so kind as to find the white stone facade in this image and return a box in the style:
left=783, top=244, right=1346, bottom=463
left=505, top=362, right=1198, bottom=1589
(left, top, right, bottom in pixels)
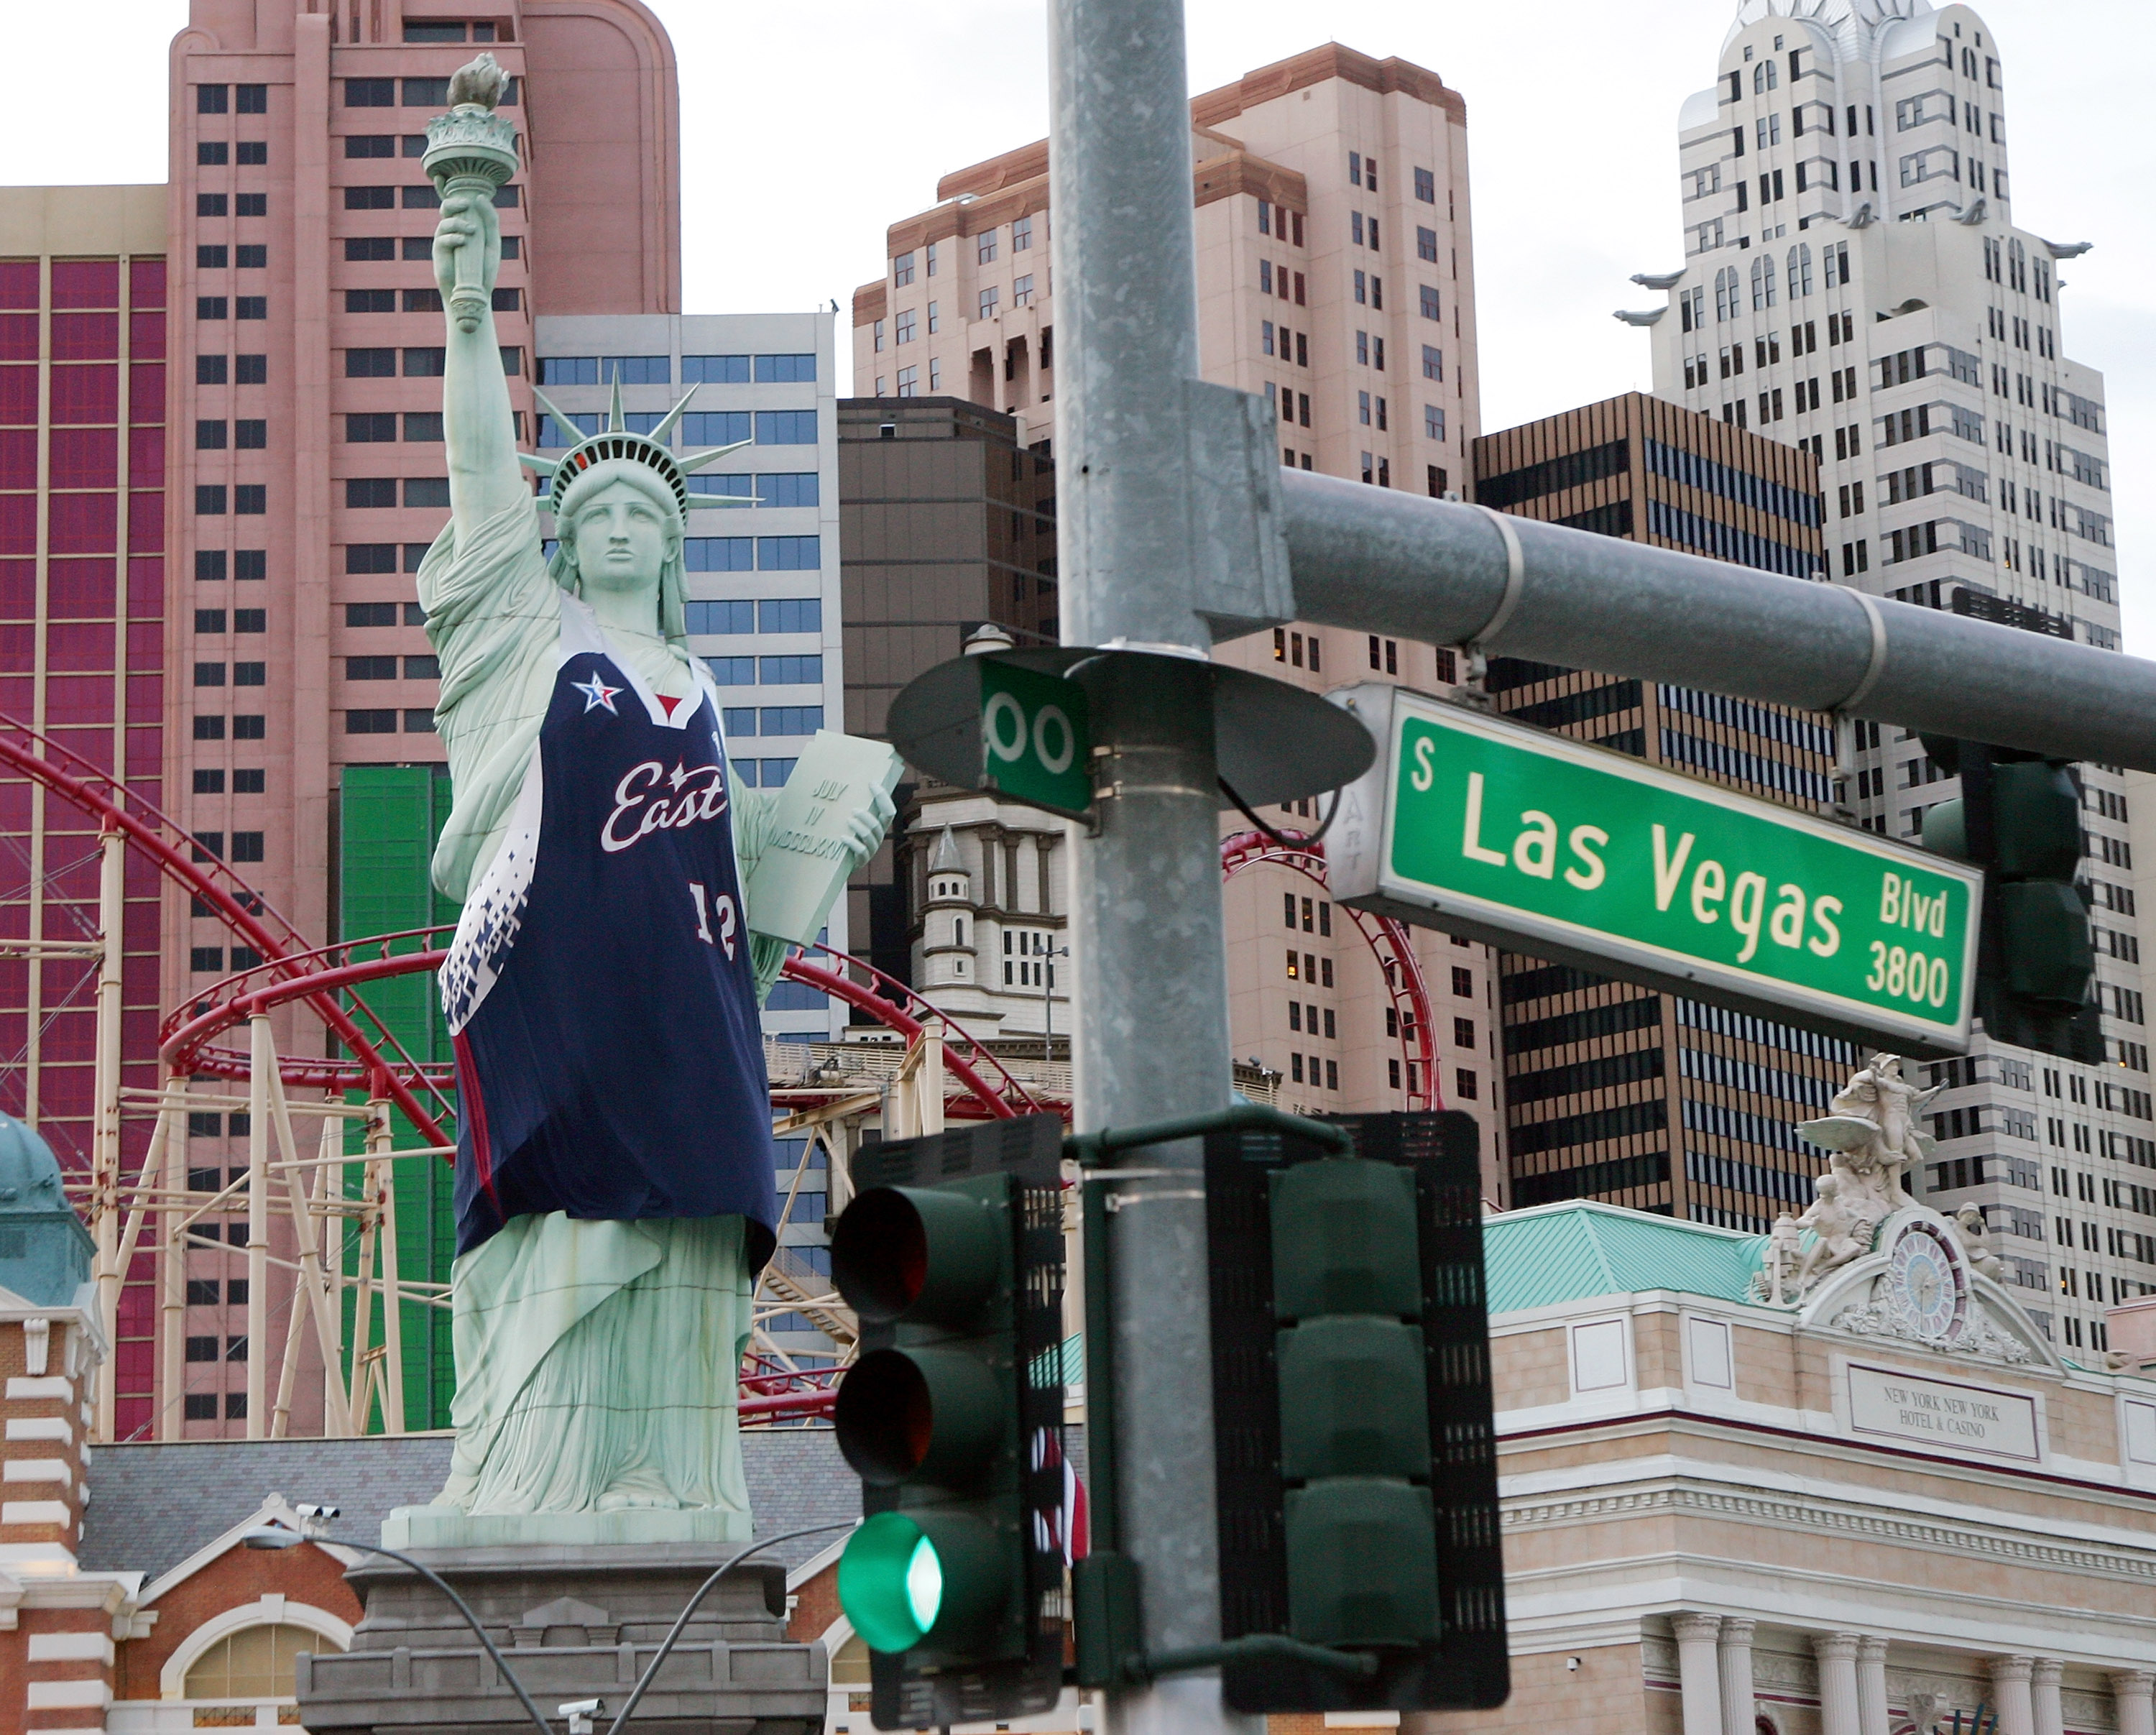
left=1636, top=1, right=2152, bottom=1354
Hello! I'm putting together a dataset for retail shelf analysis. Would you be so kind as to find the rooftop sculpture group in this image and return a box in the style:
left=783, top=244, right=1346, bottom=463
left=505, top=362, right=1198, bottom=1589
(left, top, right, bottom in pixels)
left=1764, top=1053, right=1947, bottom=1306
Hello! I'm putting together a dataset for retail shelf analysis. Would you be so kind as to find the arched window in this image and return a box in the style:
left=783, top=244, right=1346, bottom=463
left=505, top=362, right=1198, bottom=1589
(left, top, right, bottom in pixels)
left=1788, top=243, right=1813, bottom=299
left=1714, top=266, right=1736, bottom=323
left=1750, top=256, right=1775, bottom=310
left=183, top=1624, right=325, bottom=1702
left=1963, top=46, right=1977, bottom=78
left=954, top=919, right=965, bottom=947
left=1766, top=59, right=1779, bottom=91
left=829, top=1628, right=872, bottom=1686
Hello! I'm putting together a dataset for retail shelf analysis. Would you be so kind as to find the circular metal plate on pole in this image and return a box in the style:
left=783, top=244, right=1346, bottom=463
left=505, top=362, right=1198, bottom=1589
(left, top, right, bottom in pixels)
left=885, top=647, right=1375, bottom=812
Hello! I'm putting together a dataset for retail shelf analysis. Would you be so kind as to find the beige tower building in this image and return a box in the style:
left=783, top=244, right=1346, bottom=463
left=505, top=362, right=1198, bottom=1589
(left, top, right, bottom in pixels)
left=1632, top=0, right=2153, bottom=1354
left=851, top=45, right=1506, bottom=1189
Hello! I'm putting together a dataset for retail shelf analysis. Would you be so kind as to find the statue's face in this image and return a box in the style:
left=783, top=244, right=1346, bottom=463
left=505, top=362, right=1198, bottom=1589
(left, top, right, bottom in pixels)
left=566, top=478, right=676, bottom=603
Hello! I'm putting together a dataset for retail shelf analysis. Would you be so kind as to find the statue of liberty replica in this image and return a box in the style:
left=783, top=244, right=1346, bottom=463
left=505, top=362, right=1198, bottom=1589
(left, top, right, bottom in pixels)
left=387, top=57, right=891, bottom=1546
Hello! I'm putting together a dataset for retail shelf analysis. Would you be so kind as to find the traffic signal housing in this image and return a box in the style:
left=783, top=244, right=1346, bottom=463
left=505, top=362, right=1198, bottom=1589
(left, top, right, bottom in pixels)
left=1197, top=1110, right=1506, bottom=1713
left=1920, top=739, right=2101, bottom=1062
left=829, top=1115, right=1068, bottom=1731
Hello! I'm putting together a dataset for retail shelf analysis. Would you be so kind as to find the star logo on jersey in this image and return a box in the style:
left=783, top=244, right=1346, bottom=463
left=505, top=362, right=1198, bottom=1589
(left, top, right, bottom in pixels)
left=574, top=673, right=622, bottom=715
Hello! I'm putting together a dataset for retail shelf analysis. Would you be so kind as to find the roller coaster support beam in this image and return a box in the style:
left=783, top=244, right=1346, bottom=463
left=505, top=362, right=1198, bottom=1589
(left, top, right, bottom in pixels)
left=89, top=828, right=124, bottom=1440
left=154, top=1077, right=188, bottom=1440
left=247, top=1016, right=274, bottom=1437
left=1280, top=469, right=2156, bottom=770
left=372, top=1096, right=407, bottom=1434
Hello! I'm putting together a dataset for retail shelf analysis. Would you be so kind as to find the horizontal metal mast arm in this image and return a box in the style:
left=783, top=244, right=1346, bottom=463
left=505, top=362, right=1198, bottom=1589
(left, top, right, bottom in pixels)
left=1279, top=469, right=2156, bottom=770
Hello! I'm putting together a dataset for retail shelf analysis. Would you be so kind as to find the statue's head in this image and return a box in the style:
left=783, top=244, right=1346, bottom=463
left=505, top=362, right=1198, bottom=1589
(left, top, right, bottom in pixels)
left=1815, top=1174, right=1840, bottom=1199
left=548, top=459, right=687, bottom=640
left=522, top=379, right=752, bottom=648
left=1869, top=1051, right=1901, bottom=1078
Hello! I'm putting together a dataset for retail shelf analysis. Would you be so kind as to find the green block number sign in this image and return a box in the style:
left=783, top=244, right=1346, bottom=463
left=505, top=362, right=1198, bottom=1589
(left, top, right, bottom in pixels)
left=978, top=660, right=1092, bottom=818
left=1325, top=686, right=1984, bottom=1055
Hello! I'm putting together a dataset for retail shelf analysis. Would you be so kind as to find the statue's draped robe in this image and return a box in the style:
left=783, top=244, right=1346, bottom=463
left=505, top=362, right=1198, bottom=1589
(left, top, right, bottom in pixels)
left=418, top=493, right=787, bottom=1516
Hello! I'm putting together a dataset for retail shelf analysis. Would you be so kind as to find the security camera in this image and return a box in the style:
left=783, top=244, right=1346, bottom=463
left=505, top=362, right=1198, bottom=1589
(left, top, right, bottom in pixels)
left=293, top=1503, right=341, bottom=1520
left=560, top=1701, right=606, bottom=1735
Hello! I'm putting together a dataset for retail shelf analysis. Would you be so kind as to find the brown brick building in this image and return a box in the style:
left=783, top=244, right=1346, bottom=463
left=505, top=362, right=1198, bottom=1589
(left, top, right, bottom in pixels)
left=1472, top=392, right=1856, bottom=1229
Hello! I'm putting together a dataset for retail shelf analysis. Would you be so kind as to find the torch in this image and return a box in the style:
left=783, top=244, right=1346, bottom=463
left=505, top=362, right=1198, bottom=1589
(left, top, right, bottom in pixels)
left=421, top=54, right=520, bottom=335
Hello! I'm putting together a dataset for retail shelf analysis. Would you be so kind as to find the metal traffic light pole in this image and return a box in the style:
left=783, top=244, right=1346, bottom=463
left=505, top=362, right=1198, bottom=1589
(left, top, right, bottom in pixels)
left=1281, top=470, right=2156, bottom=770
left=1047, top=1, right=1257, bottom=1733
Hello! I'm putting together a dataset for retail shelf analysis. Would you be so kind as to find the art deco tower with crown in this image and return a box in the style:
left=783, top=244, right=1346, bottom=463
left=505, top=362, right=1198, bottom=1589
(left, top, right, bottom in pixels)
left=1626, top=1, right=2151, bottom=1359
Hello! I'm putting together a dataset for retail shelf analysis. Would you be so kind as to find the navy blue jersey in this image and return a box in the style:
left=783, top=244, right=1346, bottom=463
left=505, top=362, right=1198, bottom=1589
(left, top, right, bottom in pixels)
left=439, top=607, right=776, bottom=1262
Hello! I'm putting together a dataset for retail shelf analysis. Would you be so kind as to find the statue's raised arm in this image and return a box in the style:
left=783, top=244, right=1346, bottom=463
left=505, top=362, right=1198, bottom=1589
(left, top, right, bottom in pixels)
left=423, top=57, right=528, bottom=541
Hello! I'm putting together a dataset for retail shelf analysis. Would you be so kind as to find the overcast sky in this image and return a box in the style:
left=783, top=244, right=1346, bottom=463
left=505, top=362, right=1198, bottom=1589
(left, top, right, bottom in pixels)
left=6, top=0, right=2150, bottom=648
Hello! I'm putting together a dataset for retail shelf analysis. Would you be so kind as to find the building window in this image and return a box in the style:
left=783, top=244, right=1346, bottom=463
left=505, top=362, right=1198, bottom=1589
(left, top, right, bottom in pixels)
left=1424, top=405, right=1445, bottom=441
left=978, top=287, right=998, bottom=321
left=1414, top=166, right=1435, bottom=203
left=895, top=365, right=918, bottom=397
left=894, top=308, right=916, bottom=344
left=893, top=251, right=916, bottom=286
left=183, top=1624, right=327, bottom=1703
left=977, top=229, right=998, bottom=264
left=1013, top=274, right=1035, bottom=308
left=1013, top=214, right=1033, bottom=252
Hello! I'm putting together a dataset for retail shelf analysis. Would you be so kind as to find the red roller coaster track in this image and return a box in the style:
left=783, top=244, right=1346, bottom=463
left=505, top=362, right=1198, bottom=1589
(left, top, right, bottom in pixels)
left=1220, top=828, right=1440, bottom=1112
left=0, top=712, right=1046, bottom=1426
left=4, top=706, right=1428, bottom=1430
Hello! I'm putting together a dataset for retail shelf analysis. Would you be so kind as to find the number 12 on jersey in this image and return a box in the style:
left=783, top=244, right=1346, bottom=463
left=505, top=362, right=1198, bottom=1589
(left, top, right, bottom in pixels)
left=689, top=881, right=738, bottom=957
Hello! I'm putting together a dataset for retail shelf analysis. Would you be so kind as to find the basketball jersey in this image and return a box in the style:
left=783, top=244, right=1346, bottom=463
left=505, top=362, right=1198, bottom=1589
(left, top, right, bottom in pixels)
left=439, top=597, right=777, bottom=1262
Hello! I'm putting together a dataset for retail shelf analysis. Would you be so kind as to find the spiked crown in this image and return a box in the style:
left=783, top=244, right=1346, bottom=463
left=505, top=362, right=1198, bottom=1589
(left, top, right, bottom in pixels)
left=519, top=377, right=751, bottom=523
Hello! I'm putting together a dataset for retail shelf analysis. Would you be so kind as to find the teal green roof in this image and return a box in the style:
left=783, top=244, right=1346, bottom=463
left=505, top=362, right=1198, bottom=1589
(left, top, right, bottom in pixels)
left=0, top=1112, right=92, bottom=1307
left=1484, top=1201, right=1769, bottom=1313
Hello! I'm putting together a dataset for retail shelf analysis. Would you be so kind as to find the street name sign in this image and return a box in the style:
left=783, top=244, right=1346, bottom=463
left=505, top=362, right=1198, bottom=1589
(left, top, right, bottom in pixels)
left=885, top=655, right=1096, bottom=820
left=885, top=648, right=1373, bottom=822
left=1325, top=684, right=1986, bottom=1057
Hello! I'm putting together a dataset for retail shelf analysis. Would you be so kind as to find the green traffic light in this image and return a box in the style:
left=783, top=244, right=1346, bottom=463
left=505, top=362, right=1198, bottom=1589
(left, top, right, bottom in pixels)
left=838, top=1509, right=1010, bottom=1655
left=841, top=1512, right=942, bottom=1652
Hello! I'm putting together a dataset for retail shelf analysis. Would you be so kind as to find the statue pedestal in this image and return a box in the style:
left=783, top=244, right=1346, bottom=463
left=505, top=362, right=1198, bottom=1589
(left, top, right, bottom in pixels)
left=383, top=1504, right=754, bottom=1550
left=296, top=1541, right=826, bottom=1734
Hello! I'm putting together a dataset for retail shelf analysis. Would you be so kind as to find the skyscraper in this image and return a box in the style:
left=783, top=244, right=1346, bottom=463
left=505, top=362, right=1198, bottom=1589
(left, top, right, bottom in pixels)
left=1473, top=391, right=1858, bottom=1228
left=160, top=0, right=678, bottom=1432
left=532, top=310, right=845, bottom=1042
left=1635, top=0, right=2152, bottom=1345
left=851, top=46, right=1508, bottom=1192
left=835, top=395, right=1059, bottom=993
left=0, top=189, right=171, bottom=1440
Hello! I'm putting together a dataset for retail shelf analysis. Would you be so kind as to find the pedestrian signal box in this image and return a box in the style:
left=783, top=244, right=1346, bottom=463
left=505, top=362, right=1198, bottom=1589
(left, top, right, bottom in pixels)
left=1206, top=1110, right=1507, bottom=1713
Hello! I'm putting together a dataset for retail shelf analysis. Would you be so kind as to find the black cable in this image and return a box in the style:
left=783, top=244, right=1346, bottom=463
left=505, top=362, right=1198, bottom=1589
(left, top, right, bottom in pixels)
left=604, top=1519, right=859, bottom=1733
left=1218, top=774, right=1341, bottom=851
left=313, top=1535, right=560, bottom=1735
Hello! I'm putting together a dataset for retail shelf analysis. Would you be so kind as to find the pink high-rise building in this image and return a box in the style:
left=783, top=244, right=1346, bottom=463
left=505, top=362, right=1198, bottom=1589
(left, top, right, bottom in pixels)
left=140, top=0, right=679, bottom=1436
left=0, top=190, right=172, bottom=1438
left=852, top=46, right=1509, bottom=1195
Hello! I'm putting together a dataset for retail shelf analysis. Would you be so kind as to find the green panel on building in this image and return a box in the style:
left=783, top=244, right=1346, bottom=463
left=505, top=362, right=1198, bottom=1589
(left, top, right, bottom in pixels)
left=337, top=764, right=459, bottom=1432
